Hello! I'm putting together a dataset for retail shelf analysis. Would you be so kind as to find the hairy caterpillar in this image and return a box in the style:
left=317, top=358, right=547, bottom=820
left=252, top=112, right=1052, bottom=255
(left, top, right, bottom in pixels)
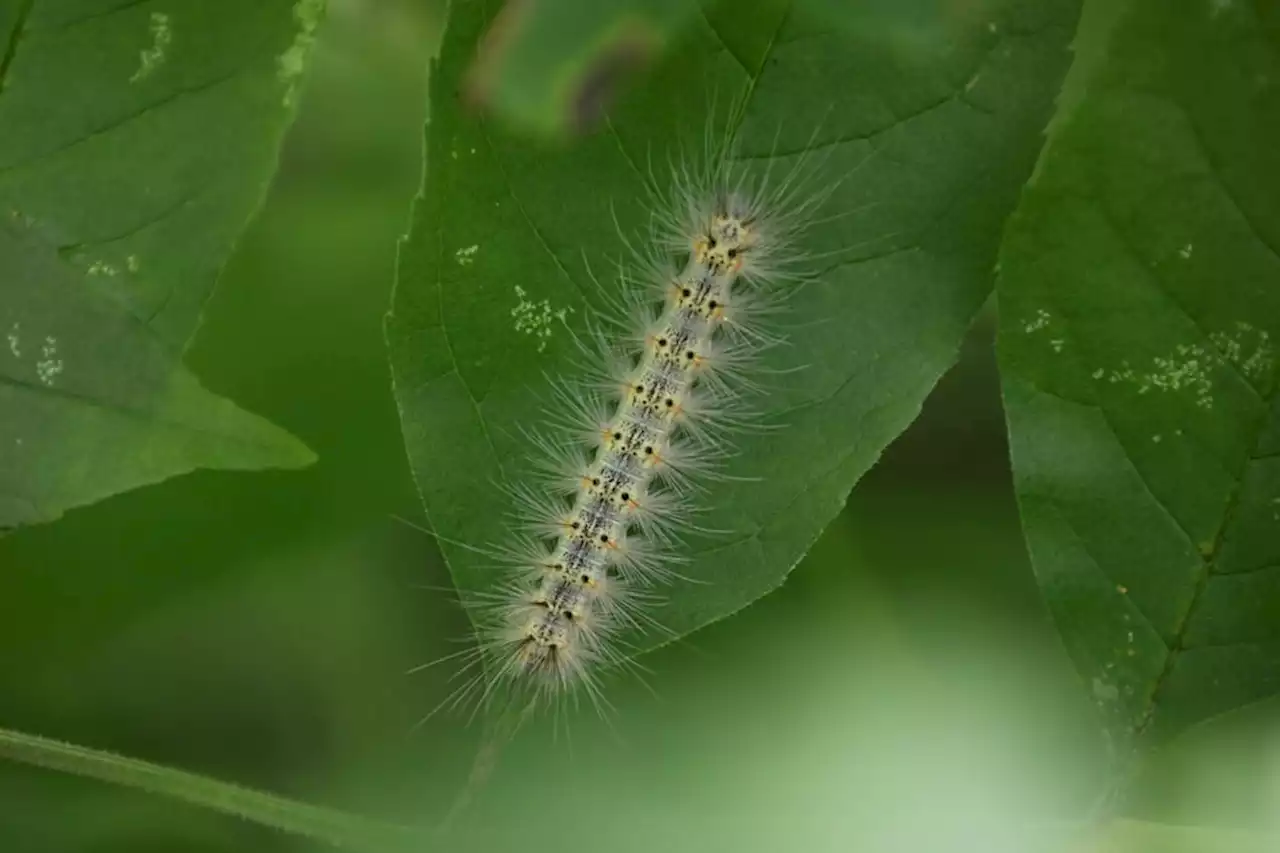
left=414, top=99, right=863, bottom=728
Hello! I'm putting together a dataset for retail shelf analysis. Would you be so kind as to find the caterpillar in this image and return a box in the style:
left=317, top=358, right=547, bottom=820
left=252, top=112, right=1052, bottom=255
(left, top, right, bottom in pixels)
left=418, top=100, right=853, bottom=727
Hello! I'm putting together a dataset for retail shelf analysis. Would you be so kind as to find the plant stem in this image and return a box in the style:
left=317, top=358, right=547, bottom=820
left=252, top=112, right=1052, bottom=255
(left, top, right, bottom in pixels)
left=0, top=726, right=426, bottom=851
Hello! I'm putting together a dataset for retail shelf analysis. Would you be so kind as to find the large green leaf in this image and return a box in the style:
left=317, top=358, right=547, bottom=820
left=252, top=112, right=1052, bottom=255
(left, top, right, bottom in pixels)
left=0, top=0, right=324, bottom=526
left=389, top=0, right=1078, bottom=654
left=0, top=218, right=312, bottom=529
left=457, top=0, right=1012, bottom=142
left=997, top=0, right=1280, bottom=762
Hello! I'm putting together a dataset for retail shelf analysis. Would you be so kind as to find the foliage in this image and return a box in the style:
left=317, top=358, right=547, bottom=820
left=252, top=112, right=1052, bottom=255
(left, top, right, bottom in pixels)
left=0, top=0, right=321, bottom=528
left=1, top=0, right=1278, bottom=850
left=389, top=0, right=1078, bottom=654
left=999, top=0, right=1280, bottom=773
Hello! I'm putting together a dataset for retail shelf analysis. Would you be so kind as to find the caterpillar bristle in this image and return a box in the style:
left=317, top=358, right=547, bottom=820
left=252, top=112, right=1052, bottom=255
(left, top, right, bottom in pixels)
left=414, top=95, right=848, bottom=726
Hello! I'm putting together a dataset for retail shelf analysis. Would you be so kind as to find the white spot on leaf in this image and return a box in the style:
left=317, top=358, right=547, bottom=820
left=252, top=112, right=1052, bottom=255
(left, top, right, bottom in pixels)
left=279, top=0, right=324, bottom=109
left=131, top=12, right=171, bottom=83
left=1108, top=347, right=1215, bottom=409
left=1104, top=323, right=1273, bottom=411
left=454, top=244, right=479, bottom=266
left=511, top=286, right=572, bottom=353
left=1210, top=322, right=1273, bottom=383
left=1022, top=309, right=1051, bottom=334
left=36, top=337, right=63, bottom=386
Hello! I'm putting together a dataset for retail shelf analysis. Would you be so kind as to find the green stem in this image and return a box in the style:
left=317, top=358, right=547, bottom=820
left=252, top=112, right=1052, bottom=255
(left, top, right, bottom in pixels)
left=7, top=725, right=1273, bottom=852
left=0, top=726, right=426, bottom=851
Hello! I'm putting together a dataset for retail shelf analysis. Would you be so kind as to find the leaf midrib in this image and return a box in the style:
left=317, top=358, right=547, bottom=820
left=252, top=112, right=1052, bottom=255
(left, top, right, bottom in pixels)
left=1134, top=412, right=1275, bottom=739
left=1122, top=81, right=1280, bottom=740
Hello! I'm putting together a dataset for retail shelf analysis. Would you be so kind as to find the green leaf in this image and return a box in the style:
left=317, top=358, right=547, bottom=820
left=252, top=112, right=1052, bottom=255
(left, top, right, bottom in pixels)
left=460, top=0, right=1016, bottom=142
left=801, top=0, right=1011, bottom=54
left=997, top=0, right=1280, bottom=762
left=0, top=218, right=313, bottom=529
left=1, top=0, right=323, bottom=347
left=0, top=0, right=324, bottom=525
left=389, top=0, right=1078, bottom=655
left=462, top=0, right=694, bottom=140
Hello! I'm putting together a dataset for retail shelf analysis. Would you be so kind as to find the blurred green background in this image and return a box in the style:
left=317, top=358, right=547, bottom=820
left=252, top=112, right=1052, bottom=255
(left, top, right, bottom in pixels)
left=2, top=2, right=1273, bottom=851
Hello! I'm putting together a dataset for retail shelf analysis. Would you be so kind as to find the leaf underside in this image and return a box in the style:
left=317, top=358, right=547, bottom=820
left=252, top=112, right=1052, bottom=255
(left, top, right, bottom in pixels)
left=0, top=0, right=322, bottom=527
left=389, top=0, right=1079, bottom=656
left=998, top=0, right=1280, bottom=755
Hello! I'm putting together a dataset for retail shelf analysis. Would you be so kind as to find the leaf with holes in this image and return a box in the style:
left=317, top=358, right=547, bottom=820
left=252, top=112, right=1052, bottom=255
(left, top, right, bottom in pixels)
left=389, top=0, right=1079, bottom=657
left=997, top=0, right=1280, bottom=764
left=0, top=0, right=323, bottom=527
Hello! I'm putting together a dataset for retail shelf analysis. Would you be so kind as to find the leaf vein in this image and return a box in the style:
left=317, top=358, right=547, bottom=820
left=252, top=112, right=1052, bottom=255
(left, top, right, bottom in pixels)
left=698, top=7, right=753, bottom=76
left=473, top=117, right=589, bottom=305
left=1014, top=379, right=1203, bottom=608
left=0, top=64, right=253, bottom=177
left=0, top=373, right=291, bottom=448
left=432, top=210, right=505, bottom=485
left=0, top=0, right=34, bottom=93
left=1136, top=414, right=1277, bottom=737
left=1039, top=495, right=1171, bottom=647
left=1094, top=200, right=1265, bottom=405
left=1180, top=102, right=1280, bottom=264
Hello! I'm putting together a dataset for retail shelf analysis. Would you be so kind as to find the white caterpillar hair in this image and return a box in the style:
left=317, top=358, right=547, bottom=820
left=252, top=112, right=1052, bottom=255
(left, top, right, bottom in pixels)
left=417, top=97, right=857, bottom=726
